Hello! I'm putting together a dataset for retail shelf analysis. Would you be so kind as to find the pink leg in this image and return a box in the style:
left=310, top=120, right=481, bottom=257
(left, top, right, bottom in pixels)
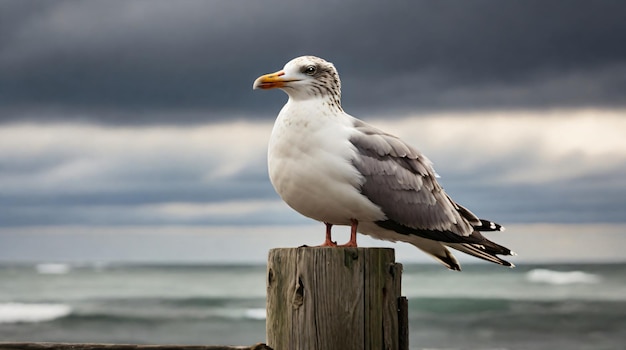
left=339, top=219, right=358, bottom=247
left=316, top=222, right=337, bottom=247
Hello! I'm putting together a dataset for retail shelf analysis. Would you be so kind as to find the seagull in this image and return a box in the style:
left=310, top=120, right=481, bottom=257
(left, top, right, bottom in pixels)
left=253, top=55, right=514, bottom=270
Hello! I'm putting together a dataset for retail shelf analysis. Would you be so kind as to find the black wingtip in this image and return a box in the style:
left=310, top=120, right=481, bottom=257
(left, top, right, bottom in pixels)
left=446, top=242, right=516, bottom=268
left=475, top=219, right=504, bottom=231
left=440, top=252, right=462, bottom=271
left=444, top=258, right=462, bottom=271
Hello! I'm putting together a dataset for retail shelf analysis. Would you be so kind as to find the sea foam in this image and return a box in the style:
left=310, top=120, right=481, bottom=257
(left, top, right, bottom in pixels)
left=526, top=268, right=601, bottom=285
left=36, top=263, right=71, bottom=274
left=0, top=303, right=72, bottom=324
left=244, top=308, right=266, bottom=320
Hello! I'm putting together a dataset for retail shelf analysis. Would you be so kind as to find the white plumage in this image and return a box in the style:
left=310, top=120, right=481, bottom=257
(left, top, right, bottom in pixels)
left=254, top=56, right=514, bottom=270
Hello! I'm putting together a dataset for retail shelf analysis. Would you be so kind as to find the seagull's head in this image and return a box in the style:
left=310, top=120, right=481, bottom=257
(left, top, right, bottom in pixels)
left=253, top=56, right=342, bottom=105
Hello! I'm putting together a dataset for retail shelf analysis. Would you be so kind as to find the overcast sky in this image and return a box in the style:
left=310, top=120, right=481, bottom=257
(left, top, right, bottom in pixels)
left=2, top=0, right=625, bottom=123
left=1, top=1, right=625, bottom=263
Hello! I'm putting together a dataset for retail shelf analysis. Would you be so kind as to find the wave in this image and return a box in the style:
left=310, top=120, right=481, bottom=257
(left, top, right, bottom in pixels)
left=36, top=263, right=71, bottom=274
left=244, top=308, right=266, bottom=320
left=526, top=268, right=601, bottom=285
left=61, top=306, right=266, bottom=324
left=408, top=297, right=626, bottom=320
left=0, top=303, right=72, bottom=324
left=409, top=297, right=512, bottom=314
left=177, top=306, right=266, bottom=321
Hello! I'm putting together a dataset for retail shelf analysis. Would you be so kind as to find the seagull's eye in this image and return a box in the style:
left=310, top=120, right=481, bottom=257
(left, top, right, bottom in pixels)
left=304, top=65, right=317, bottom=75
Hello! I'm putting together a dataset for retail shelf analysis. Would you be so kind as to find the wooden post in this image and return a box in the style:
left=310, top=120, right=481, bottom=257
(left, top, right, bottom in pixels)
left=266, top=247, right=406, bottom=350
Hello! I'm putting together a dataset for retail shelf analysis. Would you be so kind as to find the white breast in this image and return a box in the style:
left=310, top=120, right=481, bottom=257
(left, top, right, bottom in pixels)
left=268, top=99, right=385, bottom=225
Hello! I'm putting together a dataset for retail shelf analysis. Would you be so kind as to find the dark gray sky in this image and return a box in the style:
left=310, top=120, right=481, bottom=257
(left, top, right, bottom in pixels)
left=1, top=1, right=625, bottom=124
left=0, top=0, right=625, bottom=253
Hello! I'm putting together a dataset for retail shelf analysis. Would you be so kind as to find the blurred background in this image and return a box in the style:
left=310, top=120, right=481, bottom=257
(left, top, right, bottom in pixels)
left=0, top=1, right=625, bottom=349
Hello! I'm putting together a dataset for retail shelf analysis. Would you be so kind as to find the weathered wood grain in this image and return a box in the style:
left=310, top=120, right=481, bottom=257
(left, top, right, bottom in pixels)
left=266, top=247, right=404, bottom=350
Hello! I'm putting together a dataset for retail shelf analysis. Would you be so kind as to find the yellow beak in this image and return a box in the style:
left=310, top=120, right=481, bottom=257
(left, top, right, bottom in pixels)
left=253, top=70, right=288, bottom=90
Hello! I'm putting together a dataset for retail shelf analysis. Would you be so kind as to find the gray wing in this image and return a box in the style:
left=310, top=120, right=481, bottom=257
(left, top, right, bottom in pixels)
left=349, top=119, right=480, bottom=240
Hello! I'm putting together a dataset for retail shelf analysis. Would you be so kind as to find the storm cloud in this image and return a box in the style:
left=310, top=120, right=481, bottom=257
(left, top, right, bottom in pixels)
left=1, top=1, right=625, bottom=124
left=1, top=110, right=624, bottom=227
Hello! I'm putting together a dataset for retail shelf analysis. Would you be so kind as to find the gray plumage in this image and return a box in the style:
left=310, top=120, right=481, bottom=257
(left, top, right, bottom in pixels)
left=254, top=55, right=515, bottom=270
left=350, top=119, right=477, bottom=236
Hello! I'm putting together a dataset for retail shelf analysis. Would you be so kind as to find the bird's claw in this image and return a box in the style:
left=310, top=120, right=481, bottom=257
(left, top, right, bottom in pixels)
left=315, top=239, right=337, bottom=247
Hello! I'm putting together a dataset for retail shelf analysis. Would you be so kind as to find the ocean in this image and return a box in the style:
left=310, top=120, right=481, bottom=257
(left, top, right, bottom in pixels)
left=0, top=262, right=625, bottom=350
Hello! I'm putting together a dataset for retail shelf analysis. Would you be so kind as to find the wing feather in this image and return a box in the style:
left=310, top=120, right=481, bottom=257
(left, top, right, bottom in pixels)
left=349, top=119, right=475, bottom=237
left=349, top=118, right=513, bottom=269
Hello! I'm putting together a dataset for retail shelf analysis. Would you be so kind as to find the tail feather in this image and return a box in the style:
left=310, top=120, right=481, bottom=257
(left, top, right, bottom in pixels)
left=369, top=214, right=514, bottom=270
left=469, top=231, right=514, bottom=256
left=407, top=236, right=462, bottom=271
left=455, top=217, right=514, bottom=266
left=447, top=242, right=515, bottom=268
